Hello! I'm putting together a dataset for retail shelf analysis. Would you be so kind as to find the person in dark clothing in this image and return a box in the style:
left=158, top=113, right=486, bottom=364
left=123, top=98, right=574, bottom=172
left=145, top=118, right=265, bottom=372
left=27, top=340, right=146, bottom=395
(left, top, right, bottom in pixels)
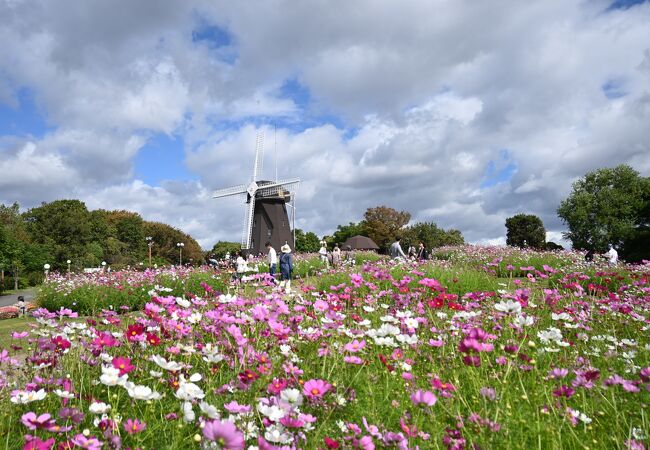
left=416, top=242, right=428, bottom=260
left=279, top=244, right=293, bottom=293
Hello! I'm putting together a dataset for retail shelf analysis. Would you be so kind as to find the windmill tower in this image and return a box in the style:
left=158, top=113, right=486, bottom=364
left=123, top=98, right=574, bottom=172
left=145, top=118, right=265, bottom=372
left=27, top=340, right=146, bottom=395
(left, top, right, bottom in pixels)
left=213, top=132, right=300, bottom=255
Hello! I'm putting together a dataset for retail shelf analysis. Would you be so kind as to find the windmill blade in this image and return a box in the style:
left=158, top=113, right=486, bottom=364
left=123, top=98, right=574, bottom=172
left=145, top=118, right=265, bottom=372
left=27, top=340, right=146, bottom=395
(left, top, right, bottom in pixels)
left=241, top=196, right=256, bottom=250
left=256, top=178, right=300, bottom=197
left=252, top=131, right=265, bottom=181
left=213, top=184, right=248, bottom=198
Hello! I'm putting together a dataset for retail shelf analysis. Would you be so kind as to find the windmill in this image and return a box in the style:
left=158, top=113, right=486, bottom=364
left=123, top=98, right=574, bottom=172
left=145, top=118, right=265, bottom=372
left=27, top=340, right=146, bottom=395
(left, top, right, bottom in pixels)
left=213, top=131, right=300, bottom=255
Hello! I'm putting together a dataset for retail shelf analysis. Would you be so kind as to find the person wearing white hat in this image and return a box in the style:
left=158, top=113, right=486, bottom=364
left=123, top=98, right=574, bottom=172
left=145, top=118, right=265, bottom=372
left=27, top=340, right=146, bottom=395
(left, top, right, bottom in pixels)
left=279, top=243, right=293, bottom=293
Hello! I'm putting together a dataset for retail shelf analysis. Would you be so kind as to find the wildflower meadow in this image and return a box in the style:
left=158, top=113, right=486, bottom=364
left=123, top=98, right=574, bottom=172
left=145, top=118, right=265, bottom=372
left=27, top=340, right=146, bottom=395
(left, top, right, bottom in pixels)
left=0, top=246, right=648, bottom=449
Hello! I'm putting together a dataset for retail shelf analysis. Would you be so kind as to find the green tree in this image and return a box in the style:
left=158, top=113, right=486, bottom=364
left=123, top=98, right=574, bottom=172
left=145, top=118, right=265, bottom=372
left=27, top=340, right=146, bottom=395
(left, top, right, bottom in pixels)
left=208, top=241, right=241, bottom=259
left=23, top=200, right=93, bottom=269
left=557, top=165, right=649, bottom=259
left=402, top=222, right=465, bottom=249
left=295, top=229, right=321, bottom=252
left=361, top=206, right=411, bottom=250
left=331, top=222, right=366, bottom=246
left=143, top=221, right=203, bottom=265
left=505, top=214, right=546, bottom=249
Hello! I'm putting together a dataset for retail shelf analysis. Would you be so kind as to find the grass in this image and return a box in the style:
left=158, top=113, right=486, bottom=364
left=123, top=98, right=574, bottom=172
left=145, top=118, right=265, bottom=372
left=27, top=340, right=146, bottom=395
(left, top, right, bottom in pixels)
left=0, top=316, right=36, bottom=349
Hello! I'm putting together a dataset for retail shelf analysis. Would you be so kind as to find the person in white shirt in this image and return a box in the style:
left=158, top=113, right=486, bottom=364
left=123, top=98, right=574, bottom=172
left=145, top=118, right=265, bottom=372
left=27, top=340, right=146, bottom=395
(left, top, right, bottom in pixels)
left=235, top=251, right=248, bottom=279
left=605, top=244, right=618, bottom=265
left=266, top=241, right=278, bottom=282
left=389, top=237, right=407, bottom=261
left=319, top=241, right=329, bottom=268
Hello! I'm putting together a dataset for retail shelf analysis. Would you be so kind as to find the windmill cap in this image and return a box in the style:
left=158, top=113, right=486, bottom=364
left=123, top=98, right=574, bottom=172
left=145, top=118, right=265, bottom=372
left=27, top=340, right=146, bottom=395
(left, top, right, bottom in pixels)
left=281, top=244, right=291, bottom=253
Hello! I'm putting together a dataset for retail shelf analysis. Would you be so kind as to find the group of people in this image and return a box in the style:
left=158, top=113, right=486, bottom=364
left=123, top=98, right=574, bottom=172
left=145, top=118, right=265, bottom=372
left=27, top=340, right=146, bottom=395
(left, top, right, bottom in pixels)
left=265, top=241, right=294, bottom=292
left=389, top=237, right=429, bottom=261
left=585, top=244, right=619, bottom=265
left=319, top=241, right=355, bottom=268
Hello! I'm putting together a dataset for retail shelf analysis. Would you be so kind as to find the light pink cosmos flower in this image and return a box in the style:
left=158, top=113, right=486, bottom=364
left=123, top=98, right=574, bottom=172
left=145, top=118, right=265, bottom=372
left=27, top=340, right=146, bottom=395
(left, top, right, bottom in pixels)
left=303, top=379, right=332, bottom=400
left=344, top=339, right=366, bottom=352
left=410, top=390, right=437, bottom=406
left=202, top=419, right=245, bottom=449
left=71, top=434, right=103, bottom=450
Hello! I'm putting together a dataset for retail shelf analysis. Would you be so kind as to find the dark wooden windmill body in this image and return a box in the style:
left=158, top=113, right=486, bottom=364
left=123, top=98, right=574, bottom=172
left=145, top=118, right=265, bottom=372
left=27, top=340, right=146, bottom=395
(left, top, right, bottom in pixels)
left=213, top=132, right=300, bottom=255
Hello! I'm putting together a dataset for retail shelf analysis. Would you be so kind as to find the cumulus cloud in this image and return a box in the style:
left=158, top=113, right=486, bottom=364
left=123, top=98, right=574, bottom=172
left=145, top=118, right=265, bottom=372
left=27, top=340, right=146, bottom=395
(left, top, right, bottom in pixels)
left=0, top=0, right=649, bottom=249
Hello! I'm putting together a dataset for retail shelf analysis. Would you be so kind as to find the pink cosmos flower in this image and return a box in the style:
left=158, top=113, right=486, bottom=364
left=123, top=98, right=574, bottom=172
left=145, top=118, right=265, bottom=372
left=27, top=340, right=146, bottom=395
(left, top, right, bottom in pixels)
left=223, top=401, right=252, bottom=414
left=202, top=419, right=245, bottom=449
left=548, top=368, right=569, bottom=379
left=410, top=390, right=437, bottom=406
left=111, top=356, right=135, bottom=376
left=344, top=356, right=364, bottom=365
left=71, top=434, right=103, bottom=450
left=344, top=339, right=366, bottom=352
left=123, top=418, right=146, bottom=435
left=303, top=379, right=332, bottom=400
left=23, top=435, right=55, bottom=450
left=21, top=412, right=55, bottom=431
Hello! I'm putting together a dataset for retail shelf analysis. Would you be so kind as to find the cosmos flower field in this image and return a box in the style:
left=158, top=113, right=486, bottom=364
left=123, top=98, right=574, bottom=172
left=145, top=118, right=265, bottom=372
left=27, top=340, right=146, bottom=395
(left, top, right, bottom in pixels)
left=0, top=247, right=648, bottom=449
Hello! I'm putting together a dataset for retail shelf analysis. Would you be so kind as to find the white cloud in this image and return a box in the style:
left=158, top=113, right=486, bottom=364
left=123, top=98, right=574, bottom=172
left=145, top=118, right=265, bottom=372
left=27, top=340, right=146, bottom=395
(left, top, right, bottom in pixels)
left=0, top=0, right=649, bottom=250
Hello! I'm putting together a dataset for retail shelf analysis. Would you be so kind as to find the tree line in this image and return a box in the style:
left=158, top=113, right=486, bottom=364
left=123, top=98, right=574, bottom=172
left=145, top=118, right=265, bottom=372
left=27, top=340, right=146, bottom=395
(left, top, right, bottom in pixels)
left=504, top=165, right=649, bottom=262
left=0, top=199, right=203, bottom=291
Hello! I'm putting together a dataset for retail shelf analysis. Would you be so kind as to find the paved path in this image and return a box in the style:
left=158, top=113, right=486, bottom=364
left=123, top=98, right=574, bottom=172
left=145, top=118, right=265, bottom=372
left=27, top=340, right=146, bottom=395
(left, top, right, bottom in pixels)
left=0, top=288, right=36, bottom=308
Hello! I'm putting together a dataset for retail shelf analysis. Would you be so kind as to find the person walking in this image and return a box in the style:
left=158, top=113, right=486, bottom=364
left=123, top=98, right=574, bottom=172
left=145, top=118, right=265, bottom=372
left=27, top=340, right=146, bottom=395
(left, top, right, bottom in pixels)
left=332, top=244, right=341, bottom=268
left=318, top=241, right=329, bottom=268
left=279, top=244, right=294, bottom=293
left=389, top=237, right=408, bottom=261
left=266, top=241, right=278, bottom=282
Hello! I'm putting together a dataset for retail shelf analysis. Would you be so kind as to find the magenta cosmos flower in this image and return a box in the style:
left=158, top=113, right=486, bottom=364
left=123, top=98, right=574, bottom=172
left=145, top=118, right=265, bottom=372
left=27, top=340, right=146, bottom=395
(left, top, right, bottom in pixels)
left=202, top=419, right=245, bottom=450
left=71, top=434, right=103, bottom=450
left=112, top=356, right=135, bottom=376
left=410, top=389, right=437, bottom=406
left=23, top=435, right=55, bottom=450
left=303, top=379, right=332, bottom=400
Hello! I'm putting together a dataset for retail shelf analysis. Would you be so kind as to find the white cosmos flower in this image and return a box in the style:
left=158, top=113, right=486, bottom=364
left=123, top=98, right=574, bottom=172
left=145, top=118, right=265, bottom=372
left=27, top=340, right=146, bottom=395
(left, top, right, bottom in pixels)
left=380, top=315, right=399, bottom=323
left=10, top=389, right=47, bottom=404
left=396, top=334, right=418, bottom=345
left=264, top=424, right=293, bottom=444
left=538, top=327, right=564, bottom=345
left=89, top=402, right=111, bottom=414
left=54, top=389, right=75, bottom=399
left=151, top=355, right=183, bottom=372
left=494, top=300, right=522, bottom=314
left=280, top=388, right=303, bottom=406
left=514, top=315, right=535, bottom=327
left=551, top=312, right=572, bottom=321
left=175, top=382, right=205, bottom=401
left=404, top=317, right=419, bottom=329
left=182, top=401, right=195, bottom=422
left=199, top=402, right=220, bottom=419
left=99, top=366, right=128, bottom=387
left=187, top=312, right=202, bottom=324
left=373, top=336, right=398, bottom=347
left=257, top=403, right=285, bottom=421
left=176, top=298, right=191, bottom=308
left=126, top=384, right=161, bottom=401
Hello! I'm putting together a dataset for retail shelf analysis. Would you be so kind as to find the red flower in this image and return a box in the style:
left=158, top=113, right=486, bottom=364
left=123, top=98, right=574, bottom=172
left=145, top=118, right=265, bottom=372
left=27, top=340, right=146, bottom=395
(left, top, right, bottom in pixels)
left=146, top=333, right=161, bottom=346
left=126, top=324, right=145, bottom=342
left=238, top=370, right=259, bottom=384
left=51, top=336, right=71, bottom=351
left=324, top=437, right=340, bottom=449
